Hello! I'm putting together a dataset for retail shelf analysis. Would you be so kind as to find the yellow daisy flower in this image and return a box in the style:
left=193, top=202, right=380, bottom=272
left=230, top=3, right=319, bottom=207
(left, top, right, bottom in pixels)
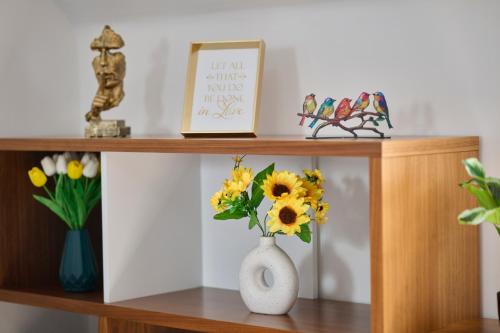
left=262, top=170, right=303, bottom=201
left=304, top=168, right=324, bottom=185
left=315, top=201, right=329, bottom=225
left=267, top=196, right=310, bottom=236
left=210, top=190, right=227, bottom=212
left=301, top=179, right=324, bottom=208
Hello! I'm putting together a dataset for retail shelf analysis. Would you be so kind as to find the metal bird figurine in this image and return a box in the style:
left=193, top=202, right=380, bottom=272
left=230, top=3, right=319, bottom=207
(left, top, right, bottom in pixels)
left=352, top=92, right=370, bottom=113
left=299, top=93, right=317, bottom=126
left=333, top=98, right=353, bottom=120
left=373, top=91, right=393, bottom=128
left=309, top=97, right=335, bottom=128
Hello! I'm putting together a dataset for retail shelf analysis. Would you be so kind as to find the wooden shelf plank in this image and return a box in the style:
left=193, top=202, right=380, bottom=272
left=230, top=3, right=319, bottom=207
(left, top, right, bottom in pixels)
left=0, top=136, right=479, bottom=157
left=0, top=287, right=370, bottom=333
left=430, top=319, right=500, bottom=333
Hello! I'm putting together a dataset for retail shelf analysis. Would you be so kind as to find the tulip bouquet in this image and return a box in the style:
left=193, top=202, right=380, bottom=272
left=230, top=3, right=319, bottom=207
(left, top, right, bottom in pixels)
left=28, top=152, right=101, bottom=230
left=210, top=156, right=329, bottom=243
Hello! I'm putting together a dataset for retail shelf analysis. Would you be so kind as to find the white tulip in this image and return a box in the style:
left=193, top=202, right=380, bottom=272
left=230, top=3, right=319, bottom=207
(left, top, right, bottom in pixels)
left=81, top=153, right=97, bottom=166
left=63, top=152, right=78, bottom=162
left=40, top=156, right=56, bottom=177
left=83, top=159, right=99, bottom=178
left=52, top=154, right=59, bottom=162
left=56, top=155, right=67, bottom=174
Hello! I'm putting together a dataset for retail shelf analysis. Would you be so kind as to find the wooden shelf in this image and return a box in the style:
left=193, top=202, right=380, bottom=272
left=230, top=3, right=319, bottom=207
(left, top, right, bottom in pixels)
left=430, top=319, right=500, bottom=333
left=0, top=287, right=370, bottom=333
left=0, top=136, right=481, bottom=333
left=0, top=136, right=479, bottom=157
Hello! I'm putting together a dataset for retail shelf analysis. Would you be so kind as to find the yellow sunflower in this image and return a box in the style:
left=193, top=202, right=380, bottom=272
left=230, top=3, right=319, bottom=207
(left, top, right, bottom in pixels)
left=231, top=166, right=253, bottom=191
left=303, top=168, right=324, bottom=185
left=301, top=179, right=324, bottom=208
left=210, top=190, right=227, bottom=212
left=262, top=170, right=303, bottom=201
left=267, top=196, right=310, bottom=236
left=315, top=201, right=329, bottom=225
left=222, top=179, right=242, bottom=200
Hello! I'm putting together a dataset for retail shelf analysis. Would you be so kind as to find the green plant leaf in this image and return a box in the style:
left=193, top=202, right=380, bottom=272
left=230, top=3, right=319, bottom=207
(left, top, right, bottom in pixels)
left=71, top=185, right=87, bottom=229
left=458, top=207, right=500, bottom=225
left=463, top=158, right=485, bottom=180
left=296, top=223, right=311, bottom=243
left=458, top=207, right=487, bottom=225
left=33, top=195, right=72, bottom=229
left=486, top=177, right=500, bottom=204
left=250, top=163, right=274, bottom=208
left=248, top=211, right=259, bottom=230
left=496, top=225, right=500, bottom=237
left=486, top=207, right=500, bottom=225
left=461, top=183, right=497, bottom=209
left=214, top=209, right=248, bottom=220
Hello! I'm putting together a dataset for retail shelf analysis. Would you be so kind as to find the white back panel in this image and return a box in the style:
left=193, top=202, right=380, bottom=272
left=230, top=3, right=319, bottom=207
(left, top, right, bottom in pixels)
left=102, top=152, right=202, bottom=303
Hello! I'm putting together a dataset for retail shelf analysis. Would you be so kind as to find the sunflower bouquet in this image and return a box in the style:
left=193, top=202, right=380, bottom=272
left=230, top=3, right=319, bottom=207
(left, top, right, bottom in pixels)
left=27, top=152, right=101, bottom=230
left=211, top=156, right=329, bottom=243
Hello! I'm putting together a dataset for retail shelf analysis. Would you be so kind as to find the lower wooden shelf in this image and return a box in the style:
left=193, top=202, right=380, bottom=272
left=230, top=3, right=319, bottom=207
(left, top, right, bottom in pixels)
left=430, top=319, right=500, bottom=333
left=0, top=286, right=370, bottom=333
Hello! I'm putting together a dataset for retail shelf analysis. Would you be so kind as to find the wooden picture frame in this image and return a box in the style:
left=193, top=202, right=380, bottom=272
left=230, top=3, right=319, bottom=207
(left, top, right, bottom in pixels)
left=181, top=40, right=265, bottom=137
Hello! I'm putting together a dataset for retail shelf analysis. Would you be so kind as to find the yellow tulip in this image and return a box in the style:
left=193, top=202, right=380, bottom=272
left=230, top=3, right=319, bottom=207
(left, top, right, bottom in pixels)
left=28, top=167, right=47, bottom=187
left=67, top=160, right=83, bottom=180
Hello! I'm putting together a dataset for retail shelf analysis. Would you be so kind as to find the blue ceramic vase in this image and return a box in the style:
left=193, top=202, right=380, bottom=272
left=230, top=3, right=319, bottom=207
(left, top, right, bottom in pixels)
left=59, top=229, right=98, bottom=292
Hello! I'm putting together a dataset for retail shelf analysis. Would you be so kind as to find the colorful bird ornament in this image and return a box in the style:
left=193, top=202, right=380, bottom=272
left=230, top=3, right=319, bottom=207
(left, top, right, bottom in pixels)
left=352, top=92, right=370, bottom=113
left=373, top=91, right=393, bottom=128
left=333, top=98, right=353, bottom=121
left=299, top=93, right=317, bottom=126
left=309, top=97, right=335, bottom=128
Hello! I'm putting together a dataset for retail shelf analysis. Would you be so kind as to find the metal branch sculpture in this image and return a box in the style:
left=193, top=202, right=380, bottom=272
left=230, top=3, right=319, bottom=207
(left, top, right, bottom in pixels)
left=297, top=92, right=393, bottom=139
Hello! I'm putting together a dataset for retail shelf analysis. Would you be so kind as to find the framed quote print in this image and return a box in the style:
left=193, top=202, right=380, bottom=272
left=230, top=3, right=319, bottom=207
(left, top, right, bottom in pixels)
left=181, top=40, right=265, bottom=137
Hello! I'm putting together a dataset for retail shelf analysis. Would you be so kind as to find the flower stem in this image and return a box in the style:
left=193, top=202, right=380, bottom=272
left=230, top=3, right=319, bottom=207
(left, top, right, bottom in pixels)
left=43, top=186, right=55, bottom=201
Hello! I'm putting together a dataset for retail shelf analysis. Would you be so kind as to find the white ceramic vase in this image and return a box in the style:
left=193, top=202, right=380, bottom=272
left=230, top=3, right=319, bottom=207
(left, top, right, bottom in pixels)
left=239, top=237, right=299, bottom=315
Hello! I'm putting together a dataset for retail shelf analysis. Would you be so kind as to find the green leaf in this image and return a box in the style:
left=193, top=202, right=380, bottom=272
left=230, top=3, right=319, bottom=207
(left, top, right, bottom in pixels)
left=495, top=225, right=500, bottom=237
left=250, top=163, right=274, bottom=208
left=458, top=207, right=500, bottom=225
left=486, top=207, right=500, bottom=225
left=458, top=207, right=487, bottom=225
left=214, top=209, right=248, bottom=220
left=248, top=211, right=259, bottom=230
left=463, top=158, right=485, bottom=180
left=461, top=183, right=497, bottom=209
left=486, top=177, right=500, bottom=204
left=296, top=223, right=312, bottom=243
left=33, top=195, right=72, bottom=229
left=71, top=185, right=87, bottom=229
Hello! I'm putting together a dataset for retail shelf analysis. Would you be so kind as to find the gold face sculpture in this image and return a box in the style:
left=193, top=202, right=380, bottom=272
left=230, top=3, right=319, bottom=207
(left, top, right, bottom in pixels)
left=85, top=25, right=126, bottom=122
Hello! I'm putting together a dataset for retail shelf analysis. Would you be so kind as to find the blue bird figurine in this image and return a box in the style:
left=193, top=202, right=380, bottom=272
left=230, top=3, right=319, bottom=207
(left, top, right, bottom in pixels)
left=373, top=92, right=393, bottom=128
left=309, top=97, right=336, bottom=128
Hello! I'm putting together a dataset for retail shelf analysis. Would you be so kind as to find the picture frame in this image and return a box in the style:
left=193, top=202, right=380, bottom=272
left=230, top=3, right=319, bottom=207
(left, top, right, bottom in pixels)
left=181, top=40, right=265, bottom=137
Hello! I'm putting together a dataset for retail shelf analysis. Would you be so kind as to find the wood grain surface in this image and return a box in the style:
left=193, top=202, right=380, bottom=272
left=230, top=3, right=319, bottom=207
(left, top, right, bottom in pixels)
left=0, top=287, right=370, bottom=333
left=0, top=136, right=478, bottom=158
left=371, top=150, right=480, bottom=333
left=99, top=317, right=189, bottom=333
left=430, top=319, right=500, bottom=333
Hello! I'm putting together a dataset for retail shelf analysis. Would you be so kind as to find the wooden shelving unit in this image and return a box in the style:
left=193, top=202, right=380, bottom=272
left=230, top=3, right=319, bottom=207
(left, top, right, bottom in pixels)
left=0, top=287, right=369, bottom=333
left=0, top=136, right=481, bottom=333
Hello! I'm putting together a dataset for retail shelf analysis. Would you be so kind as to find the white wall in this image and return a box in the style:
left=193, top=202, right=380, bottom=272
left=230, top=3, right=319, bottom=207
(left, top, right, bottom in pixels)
left=0, top=0, right=96, bottom=332
left=1, top=0, right=500, bottom=329
left=102, top=153, right=202, bottom=303
left=61, top=0, right=500, bottom=317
